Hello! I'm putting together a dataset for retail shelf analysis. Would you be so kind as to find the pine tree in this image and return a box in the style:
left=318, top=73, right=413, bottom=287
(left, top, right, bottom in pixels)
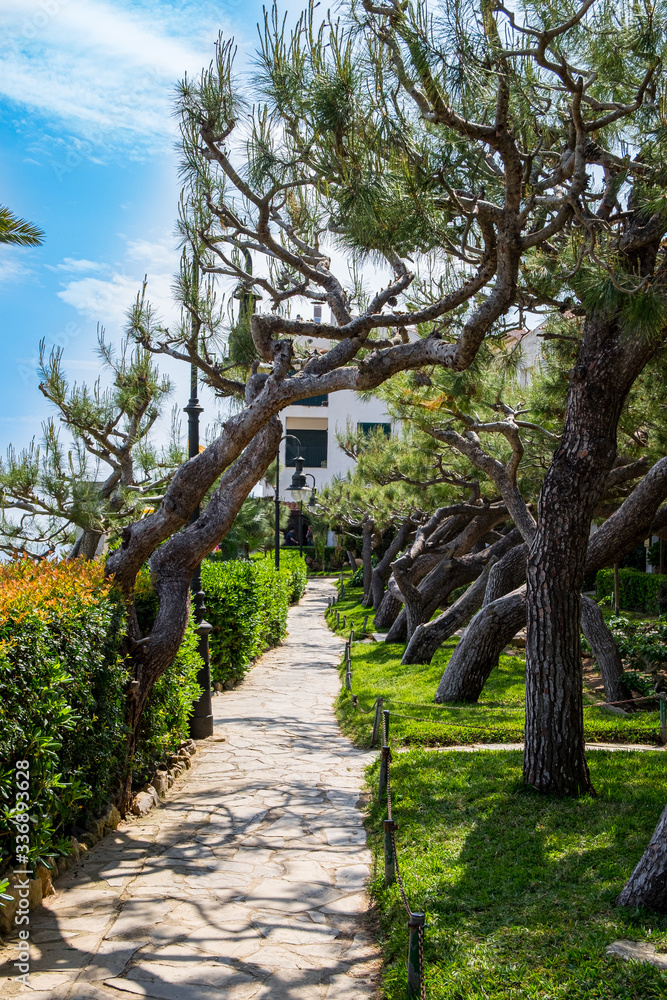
left=0, top=297, right=175, bottom=559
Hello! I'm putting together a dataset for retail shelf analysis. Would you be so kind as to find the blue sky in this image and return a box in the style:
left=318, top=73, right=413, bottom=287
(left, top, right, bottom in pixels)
left=0, top=0, right=279, bottom=453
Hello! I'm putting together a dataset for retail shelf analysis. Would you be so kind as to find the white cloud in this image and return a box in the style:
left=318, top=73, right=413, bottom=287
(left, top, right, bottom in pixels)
left=126, top=238, right=178, bottom=271
left=0, top=253, right=32, bottom=284
left=56, top=234, right=180, bottom=331
left=46, top=257, right=105, bottom=274
left=0, top=0, right=231, bottom=152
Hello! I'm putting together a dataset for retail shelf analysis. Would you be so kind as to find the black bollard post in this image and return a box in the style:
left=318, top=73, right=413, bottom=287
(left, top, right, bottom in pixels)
left=371, top=697, right=383, bottom=746
left=407, top=913, right=425, bottom=997
left=384, top=819, right=395, bottom=886
left=362, top=614, right=369, bottom=634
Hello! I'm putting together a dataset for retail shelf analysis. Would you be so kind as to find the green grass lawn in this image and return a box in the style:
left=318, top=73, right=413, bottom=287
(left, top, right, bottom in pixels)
left=368, top=749, right=667, bottom=1000
left=326, top=587, right=667, bottom=998
left=327, top=587, right=664, bottom=747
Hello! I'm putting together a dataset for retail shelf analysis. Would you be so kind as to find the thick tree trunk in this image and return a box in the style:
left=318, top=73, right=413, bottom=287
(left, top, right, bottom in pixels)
left=367, top=518, right=414, bottom=610
left=483, top=543, right=528, bottom=605
left=617, top=805, right=667, bottom=913
left=434, top=587, right=527, bottom=703
left=403, top=558, right=496, bottom=664
left=361, top=518, right=375, bottom=604
left=385, top=605, right=408, bottom=643
left=580, top=596, right=632, bottom=706
left=524, top=308, right=661, bottom=796
left=374, top=590, right=403, bottom=630
left=79, top=529, right=104, bottom=560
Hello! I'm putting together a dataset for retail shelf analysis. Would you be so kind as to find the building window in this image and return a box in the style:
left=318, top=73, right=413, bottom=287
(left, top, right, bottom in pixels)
left=357, top=422, right=391, bottom=437
left=286, top=429, right=328, bottom=468
left=299, top=393, right=329, bottom=407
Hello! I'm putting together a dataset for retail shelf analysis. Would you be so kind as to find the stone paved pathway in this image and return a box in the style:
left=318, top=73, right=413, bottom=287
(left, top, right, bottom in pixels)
left=0, top=579, right=379, bottom=1000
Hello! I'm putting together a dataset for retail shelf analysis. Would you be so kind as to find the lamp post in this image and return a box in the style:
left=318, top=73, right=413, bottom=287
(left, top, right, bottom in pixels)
left=185, top=260, right=213, bottom=740
left=274, top=434, right=316, bottom=568
left=289, top=469, right=317, bottom=557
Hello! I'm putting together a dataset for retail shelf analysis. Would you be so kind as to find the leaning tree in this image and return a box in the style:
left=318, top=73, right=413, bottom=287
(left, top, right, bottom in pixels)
left=373, top=331, right=667, bottom=678
left=315, top=420, right=487, bottom=607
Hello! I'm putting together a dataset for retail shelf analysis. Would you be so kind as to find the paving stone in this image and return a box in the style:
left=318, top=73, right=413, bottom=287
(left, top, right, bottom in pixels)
left=607, top=938, right=667, bottom=969
left=76, top=940, right=143, bottom=981
left=335, top=864, right=371, bottom=889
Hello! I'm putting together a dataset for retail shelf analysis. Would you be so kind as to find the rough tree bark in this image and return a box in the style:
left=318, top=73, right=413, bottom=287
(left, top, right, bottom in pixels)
left=483, top=543, right=528, bottom=605
left=617, top=806, right=667, bottom=913
left=402, top=557, right=498, bottom=665
left=374, top=590, right=403, bottom=631
left=432, top=465, right=667, bottom=704
left=580, top=596, right=632, bottom=707
left=525, top=301, right=665, bottom=796
left=368, top=518, right=414, bottom=610
left=434, top=587, right=527, bottom=703
left=117, top=416, right=282, bottom=812
left=404, top=536, right=525, bottom=664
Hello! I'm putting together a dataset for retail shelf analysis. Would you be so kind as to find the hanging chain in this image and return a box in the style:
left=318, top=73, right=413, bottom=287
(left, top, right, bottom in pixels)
left=386, top=747, right=393, bottom=821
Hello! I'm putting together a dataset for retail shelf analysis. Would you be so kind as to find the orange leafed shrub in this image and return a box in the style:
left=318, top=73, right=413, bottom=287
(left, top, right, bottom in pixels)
left=0, top=557, right=111, bottom=631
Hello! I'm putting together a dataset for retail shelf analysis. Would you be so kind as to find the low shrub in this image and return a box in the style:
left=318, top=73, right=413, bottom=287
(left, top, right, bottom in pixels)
left=0, top=559, right=203, bottom=872
left=607, top=615, right=667, bottom=676
left=202, top=553, right=307, bottom=687
left=0, top=560, right=128, bottom=869
left=275, top=549, right=308, bottom=603
left=596, top=567, right=667, bottom=614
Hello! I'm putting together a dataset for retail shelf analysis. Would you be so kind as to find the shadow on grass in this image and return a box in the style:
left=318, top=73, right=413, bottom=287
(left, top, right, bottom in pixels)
left=369, top=748, right=667, bottom=999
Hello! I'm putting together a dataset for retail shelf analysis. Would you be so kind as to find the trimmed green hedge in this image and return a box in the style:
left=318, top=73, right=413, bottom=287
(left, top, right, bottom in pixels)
left=0, top=560, right=202, bottom=870
left=202, top=553, right=307, bottom=687
left=596, top=567, right=667, bottom=614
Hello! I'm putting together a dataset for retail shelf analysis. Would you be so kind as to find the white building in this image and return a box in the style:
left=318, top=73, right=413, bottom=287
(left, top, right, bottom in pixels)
left=263, top=305, right=394, bottom=501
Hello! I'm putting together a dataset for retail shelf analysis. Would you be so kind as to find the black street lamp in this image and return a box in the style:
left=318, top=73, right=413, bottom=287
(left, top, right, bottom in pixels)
left=274, top=435, right=316, bottom=568
left=289, top=468, right=317, bottom=557
left=185, top=262, right=213, bottom=740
